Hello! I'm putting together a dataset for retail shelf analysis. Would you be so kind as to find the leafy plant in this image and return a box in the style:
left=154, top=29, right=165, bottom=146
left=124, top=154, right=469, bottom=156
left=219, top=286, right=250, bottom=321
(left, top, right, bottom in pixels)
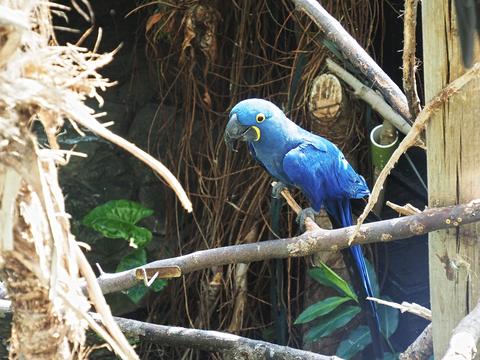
left=83, top=200, right=166, bottom=304
left=295, top=262, right=400, bottom=359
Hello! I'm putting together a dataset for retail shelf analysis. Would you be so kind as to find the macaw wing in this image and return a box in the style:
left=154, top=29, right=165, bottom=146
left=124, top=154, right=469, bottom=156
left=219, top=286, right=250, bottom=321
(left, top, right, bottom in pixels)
left=283, top=141, right=369, bottom=211
left=282, top=142, right=329, bottom=211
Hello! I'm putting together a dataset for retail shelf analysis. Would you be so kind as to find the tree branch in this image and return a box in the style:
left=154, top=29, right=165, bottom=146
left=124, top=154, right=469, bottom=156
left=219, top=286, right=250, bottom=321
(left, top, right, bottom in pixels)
left=351, top=63, right=480, bottom=242
left=400, top=324, right=433, bottom=360
left=96, top=199, right=480, bottom=295
left=402, top=0, right=422, bottom=118
left=106, top=315, right=341, bottom=360
left=292, top=0, right=412, bottom=122
left=326, top=58, right=412, bottom=135
left=442, top=300, right=480, bottom=360
left=0, top=302, right=340, bottom=360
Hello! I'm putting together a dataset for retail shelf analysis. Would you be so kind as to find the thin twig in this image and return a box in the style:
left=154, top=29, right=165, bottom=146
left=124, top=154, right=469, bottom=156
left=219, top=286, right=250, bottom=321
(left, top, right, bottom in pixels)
left=94, top=199, right=480, bottom=295
left=386, top=201, right=422, bottom=216
left=271, top=182, right=320, bottom=231
left=402, top=0, right=422, bottom=118
left=350, top=63, right=480, bottom=244
left=367, top=297, right=431, bottom=320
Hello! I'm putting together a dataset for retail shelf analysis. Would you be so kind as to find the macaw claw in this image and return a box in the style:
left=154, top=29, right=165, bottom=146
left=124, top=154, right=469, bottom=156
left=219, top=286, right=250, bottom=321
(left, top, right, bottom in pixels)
left=296, top=207, right=318, bottom=232
left=271, top=181, right=288, bottom=199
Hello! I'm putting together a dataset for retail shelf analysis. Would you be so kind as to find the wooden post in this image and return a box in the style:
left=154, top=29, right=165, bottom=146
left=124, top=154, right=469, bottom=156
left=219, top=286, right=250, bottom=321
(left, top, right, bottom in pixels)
left=422, top=1, right=480, bottom=358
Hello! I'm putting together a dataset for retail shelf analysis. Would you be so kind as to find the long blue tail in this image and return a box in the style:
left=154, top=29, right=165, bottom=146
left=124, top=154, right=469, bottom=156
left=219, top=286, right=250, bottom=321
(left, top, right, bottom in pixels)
left=325, top=199, right=382, bottom=344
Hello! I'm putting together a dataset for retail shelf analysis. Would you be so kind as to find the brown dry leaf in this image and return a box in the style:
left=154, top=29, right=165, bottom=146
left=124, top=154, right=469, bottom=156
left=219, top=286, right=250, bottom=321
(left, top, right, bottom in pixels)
left=146, top=12, right=163, bottom=33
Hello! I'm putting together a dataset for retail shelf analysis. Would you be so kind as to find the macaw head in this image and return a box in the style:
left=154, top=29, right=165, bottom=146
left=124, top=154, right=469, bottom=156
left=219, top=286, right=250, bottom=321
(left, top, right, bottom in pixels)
left=224, top=98, right=287, bottom=151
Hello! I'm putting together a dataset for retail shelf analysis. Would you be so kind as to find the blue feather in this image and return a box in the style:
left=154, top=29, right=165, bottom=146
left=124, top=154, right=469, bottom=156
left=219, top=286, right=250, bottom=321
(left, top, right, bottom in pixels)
left=229, top=98, right=382, bottom=344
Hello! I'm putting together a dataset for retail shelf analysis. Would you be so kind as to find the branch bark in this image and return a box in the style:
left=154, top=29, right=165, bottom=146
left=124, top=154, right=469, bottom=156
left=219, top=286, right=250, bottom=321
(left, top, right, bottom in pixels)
left=96, top=199, right=480, bottom=295
left=292, top=0, right=412, bottom=122
left=442, top=300, right=480, bottom=360
left=107, top=315, right=341, bottom=360
left=0, top=303, right=341, bottom=360
left=400, top=324, right=433, bottom=360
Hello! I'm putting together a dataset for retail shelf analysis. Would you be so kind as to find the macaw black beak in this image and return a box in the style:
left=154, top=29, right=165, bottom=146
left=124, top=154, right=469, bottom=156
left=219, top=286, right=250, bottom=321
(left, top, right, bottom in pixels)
left=224, top=113, right=258, bottom=152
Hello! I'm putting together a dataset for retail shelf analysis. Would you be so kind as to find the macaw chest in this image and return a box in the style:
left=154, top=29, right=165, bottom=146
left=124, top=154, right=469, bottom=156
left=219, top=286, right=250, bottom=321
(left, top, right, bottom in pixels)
left=252, top=146, right=292, bottom=185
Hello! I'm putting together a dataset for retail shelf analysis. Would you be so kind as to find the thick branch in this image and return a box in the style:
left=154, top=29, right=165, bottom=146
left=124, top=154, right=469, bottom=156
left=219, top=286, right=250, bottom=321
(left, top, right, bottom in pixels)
left=442, top=300, right=480, bottom=360
left=108, top=315, right=340, bottom=360
left=96, top=199, right=480, bottom=295
left=400, top=324, right=433, bottom=360
left=0, top=303, right=339, bottom=360
left=292, top=0, right=412, bottom=122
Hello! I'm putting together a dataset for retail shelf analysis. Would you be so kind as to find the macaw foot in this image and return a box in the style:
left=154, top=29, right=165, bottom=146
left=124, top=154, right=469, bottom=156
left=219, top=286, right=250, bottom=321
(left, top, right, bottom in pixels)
left=271, top=181, right=288, bottom=199
left=296, top=207, right=318, bottom=232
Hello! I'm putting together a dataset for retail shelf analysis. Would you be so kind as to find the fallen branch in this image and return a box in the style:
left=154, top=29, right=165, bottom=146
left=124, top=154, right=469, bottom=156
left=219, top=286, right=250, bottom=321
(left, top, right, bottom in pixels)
left=293, top=0, right=412, bottom=122
left=442, top=300, right=480, bottom=360
left=326, top=58, right=412, bottom=135
left=109, top=315, right=340, bottom=360
left=95, top=199, right=480, bottom=295
left=351, top=63, right=480, bottom=243
left=400, top=324, right=433, bottom=360
left=0, top=302, right=340, bottom=360
left=367, top=297, right=431, bottom=320
left=402, top=0, right=422, bottom=118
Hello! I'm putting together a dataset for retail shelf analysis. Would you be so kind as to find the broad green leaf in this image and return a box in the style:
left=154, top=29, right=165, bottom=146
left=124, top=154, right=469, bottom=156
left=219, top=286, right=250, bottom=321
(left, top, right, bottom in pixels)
left=336, top=325, right=371, bottom=359
left=116, top=249, right=147, bottom=272
left=125, top=283, right=149, bottom=304
left=83, top=200, right=153, bottom=248
left=304, top=305, right=361, bottom=342
left=379, top=297, right=399, bottom=338
left=295, top=296, right=353, bottom=324
left=365, top=259, right=380, bottom=298
left=308, top=263, right=358, bottom=302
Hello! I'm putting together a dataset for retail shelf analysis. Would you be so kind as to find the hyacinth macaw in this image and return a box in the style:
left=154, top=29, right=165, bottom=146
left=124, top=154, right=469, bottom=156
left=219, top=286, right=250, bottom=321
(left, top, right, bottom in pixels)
left=224, top=98, right=382, bottom=352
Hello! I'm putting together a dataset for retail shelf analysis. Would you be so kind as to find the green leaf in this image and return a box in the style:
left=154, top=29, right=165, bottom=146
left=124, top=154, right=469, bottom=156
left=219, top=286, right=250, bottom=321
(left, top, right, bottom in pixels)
left=295, top=296, right=353, bottom=324
left=365, top=259, right=380, bottom=298
left=379, top=297, right=399, bottom=338
left=336, top=325, right=371, bottom=359
left=125, top=283, right=149, bottom=304
left=116, top=249, right=147, bottom=272
left=83, top=200, right=153, bottom=248
left=308, top=263, right=358, bottom=302
left=304, top=305, right=361, bottom=342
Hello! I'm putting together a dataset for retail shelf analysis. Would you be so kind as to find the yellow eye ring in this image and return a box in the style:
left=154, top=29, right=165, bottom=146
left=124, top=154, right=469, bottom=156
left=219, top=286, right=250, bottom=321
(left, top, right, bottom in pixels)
left=256, top=113, right=266, bottom=123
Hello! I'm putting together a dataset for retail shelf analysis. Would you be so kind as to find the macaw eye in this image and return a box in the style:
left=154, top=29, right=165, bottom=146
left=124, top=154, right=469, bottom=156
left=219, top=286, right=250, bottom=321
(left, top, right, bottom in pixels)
left=256, top=113, right=266, bottom=123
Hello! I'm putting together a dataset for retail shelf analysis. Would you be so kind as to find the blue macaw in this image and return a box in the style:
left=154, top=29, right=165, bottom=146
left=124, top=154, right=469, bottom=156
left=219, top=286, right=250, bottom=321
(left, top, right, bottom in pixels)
left=224, top=98, right=382, bottom=352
